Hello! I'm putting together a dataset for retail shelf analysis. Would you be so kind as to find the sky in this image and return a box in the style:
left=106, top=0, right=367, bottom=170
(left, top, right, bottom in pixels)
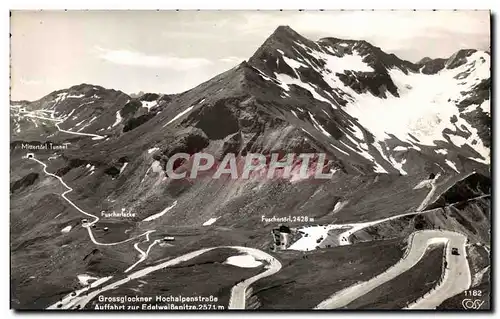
left=10, top=10, right=490, bottom=101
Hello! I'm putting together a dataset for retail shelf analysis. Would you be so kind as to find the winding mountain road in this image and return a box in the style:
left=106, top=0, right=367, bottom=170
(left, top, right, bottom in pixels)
left=49, top=246, right=281, bottom=310
left=30, top=157, right=154, bottom=246
left=311, top=173, right=472, bottom=309
left=24, top=111, right=160, bottom=274
left=228, top=247, right=283, bottom=309
left=124, top=240, right=161, bottom=273
left=34, top=152, right=282, bottom=310
left=24, top=112, right=282, bottom=310
left=290, top=174, right=446, bottom=249
left=315, top=230, right=470, bottom=309
left=405, top=232, right=471, bottom=309
left=24, top=112, right=105, bottom=139
left=21, top=106, right=165, bottom=275
left=337, top=173, right=442, bottom=246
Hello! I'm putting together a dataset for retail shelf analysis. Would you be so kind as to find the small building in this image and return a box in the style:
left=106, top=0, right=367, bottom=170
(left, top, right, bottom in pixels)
left=271, top=225, right=291, bottom=251
left=26, top=153, right=34, bottom=159
left=279, top=225, right=291, bottom=233
left=163, top=236, right=175, bottom=241
left=103, top=227, right=109, bottom=231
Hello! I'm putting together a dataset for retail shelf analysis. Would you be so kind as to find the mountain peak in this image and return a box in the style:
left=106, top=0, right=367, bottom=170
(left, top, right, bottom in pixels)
left=260, top=25, right=312, bottom=49
left=417, top=57, right=433, bottom=65
left=419, top=48, right=485, bottom=74
left=248, top=26, right=317, bottom=75
left=272, top=25, right=301, bottom=37
left=44, top=83, right=113, bottom=101
left=446, top=49, right=478, bottom=69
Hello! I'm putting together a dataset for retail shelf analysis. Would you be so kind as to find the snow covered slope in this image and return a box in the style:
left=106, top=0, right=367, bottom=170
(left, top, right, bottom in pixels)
left=245, top=26, right=490, bottom=175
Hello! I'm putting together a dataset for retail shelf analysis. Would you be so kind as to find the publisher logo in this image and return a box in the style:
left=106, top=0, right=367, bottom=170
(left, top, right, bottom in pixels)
left=462, top=299, right=485, bottom=310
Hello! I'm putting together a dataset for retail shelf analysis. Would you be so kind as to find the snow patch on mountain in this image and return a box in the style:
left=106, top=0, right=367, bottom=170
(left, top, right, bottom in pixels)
left=479, top=100, right=490, bottom=115
left=308, top=112, right=331, bottom=138
left=143, top=201, right=177, bottom=222
left=288, top=225, right=331, bottom=251
left=296, top=41, right=374, bottom=73
left=79, top=101, right=95, bottom=108
left=53, top=92, right=68, bottom=107
left=292, top=40, right=374, bottom=102
left=61, top=226, right=72, bottom=233
left=119, top=163, right=128, bottom=175
left=446, top=114, right=489, bottom=164
left=445, top=159, right=460, bottom=173
left=224, top=255, right=263, bottom=268
left=75, top=119, right=85, bottom=127
left=141, top=100, right=158, bottom=111
left=64, top=109, right=76, bottom=120
left=343, top=50, right=490, bottom=164
left=77, top=116, right=98, bottom=132
left=336, top=136, right=388, bottom=174
left=349, top=124, right=365, bottom=141
left=163, top=106, right=195, bottom=127
left=330, top=143, right=349, bottom=156
left=275, top=72, right=333, bottom=106
left=87, top=165, right=95, bottom=175
left=202, top=217, right=219, bottom=226
left=67, top=94, right=85, bottom=99
left=277, top=49, right=308, bottom=69
left=373, top=141, right=407, bottom=175
left=332, top=200, right=348, bottom=213
left=321, top=49, right=374, bottom=74
left=112, top=110, right=122, bottom=128
left=77, top=274, right=98, bottom=286
left=435, top=149, right=448, bottom=155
